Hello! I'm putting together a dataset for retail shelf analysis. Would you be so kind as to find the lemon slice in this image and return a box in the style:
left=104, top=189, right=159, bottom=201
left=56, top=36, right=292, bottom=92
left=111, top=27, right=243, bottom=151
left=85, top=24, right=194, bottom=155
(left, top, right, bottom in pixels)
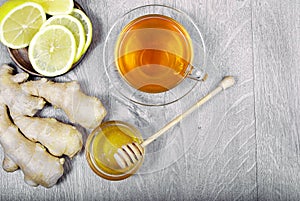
left=70, top=9, right=93, bottom=55
left=0, top=1, right=46, bottom=49
left=31, top=0, right=74, bottom=15
left=28, top=25, right=76, bottom=77
left=42, top=15, right=85, bottom=62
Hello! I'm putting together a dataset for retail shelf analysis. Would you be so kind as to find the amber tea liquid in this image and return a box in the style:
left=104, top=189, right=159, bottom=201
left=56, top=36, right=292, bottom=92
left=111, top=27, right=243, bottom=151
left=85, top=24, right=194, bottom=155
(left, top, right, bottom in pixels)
left=115, top=14, right=193, bottom=93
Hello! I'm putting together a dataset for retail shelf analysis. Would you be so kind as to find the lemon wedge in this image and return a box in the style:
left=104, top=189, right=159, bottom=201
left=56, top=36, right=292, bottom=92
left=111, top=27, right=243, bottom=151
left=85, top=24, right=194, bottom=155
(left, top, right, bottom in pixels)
left=42, top=15, right=85, bottom=62
left=0, top=1, right=46, bottom=49
left=31, top=0, right=74, bottom=15
left=70, top=8, right=93, bottom=55
left=28, top=25, right=76, bottom=77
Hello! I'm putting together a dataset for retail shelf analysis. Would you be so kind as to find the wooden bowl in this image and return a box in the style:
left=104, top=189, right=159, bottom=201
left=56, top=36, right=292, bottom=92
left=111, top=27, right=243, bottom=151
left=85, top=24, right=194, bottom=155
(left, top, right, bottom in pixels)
left=7, top=2, right=88, bottom=77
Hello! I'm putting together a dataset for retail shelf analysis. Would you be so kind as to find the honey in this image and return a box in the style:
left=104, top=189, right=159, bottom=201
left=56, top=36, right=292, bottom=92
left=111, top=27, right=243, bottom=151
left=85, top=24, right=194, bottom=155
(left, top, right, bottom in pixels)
left=86, top=121, right=143, bottom=180
left=115, top=14, right=193, bottom=93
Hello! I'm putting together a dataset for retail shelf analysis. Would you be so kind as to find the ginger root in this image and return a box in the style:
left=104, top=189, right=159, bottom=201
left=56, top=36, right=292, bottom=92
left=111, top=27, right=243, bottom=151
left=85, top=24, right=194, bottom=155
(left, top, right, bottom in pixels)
left=22, top=79, right=107, bottom=129
left=0, top=65, right=83, bottom=158
left=0, top=65, right=45, bottom=116
left=13, top=115, right=83, bottom=158
left=0, top=64, right=107, bottom=187
left=0, top=104, right=64, bottom=188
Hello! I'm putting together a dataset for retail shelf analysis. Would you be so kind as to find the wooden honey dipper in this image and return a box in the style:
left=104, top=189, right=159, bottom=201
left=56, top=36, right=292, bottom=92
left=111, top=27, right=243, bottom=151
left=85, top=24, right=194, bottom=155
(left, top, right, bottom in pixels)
left=114, top=76, right=235, bottom=169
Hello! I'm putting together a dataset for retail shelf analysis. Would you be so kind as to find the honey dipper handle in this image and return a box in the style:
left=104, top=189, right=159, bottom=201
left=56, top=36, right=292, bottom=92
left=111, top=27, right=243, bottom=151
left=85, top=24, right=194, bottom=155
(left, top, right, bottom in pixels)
left=141, top=76, right=235, bottom=148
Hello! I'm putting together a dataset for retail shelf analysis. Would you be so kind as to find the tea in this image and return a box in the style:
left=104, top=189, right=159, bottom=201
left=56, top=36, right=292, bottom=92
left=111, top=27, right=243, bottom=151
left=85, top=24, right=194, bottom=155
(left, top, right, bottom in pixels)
left=115, top=14, right=193, bottom=93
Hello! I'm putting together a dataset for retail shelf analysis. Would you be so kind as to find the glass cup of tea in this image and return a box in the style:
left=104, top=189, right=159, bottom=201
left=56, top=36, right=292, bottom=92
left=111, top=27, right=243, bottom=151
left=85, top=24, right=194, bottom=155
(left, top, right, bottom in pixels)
left=104, top=5, right=207, bottom=106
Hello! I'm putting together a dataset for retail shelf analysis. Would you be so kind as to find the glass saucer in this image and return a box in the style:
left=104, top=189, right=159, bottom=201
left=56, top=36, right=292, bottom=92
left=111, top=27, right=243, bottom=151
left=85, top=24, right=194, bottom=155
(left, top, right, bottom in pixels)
left=103, top=4, right=207, bottom=106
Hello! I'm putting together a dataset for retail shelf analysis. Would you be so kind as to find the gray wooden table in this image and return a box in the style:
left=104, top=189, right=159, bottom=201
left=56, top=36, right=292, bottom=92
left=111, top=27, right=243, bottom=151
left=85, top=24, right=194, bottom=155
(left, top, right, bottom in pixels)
left=0, top=0, right=299, bottom=200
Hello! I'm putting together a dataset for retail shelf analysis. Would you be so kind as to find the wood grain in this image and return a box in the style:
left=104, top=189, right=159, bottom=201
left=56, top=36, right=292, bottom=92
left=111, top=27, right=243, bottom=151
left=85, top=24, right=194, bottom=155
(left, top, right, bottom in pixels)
left=252, top=0, right=300, bottom=200
left=181, top=0, right=257, bottom=200
left=0, top=0, right=298, bottom=200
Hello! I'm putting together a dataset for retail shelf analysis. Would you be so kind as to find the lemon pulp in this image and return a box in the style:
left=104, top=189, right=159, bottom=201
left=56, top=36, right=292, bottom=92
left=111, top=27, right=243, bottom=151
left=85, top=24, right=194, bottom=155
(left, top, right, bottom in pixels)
left=0, top=1, right=46, bottom=49
left=31, top=0, right=74, bottom=15
left=42, top=15, right=86, bottom=62
left=70, top=8, right=92, bottom=54
left=28, top=25, right=76, bottom=77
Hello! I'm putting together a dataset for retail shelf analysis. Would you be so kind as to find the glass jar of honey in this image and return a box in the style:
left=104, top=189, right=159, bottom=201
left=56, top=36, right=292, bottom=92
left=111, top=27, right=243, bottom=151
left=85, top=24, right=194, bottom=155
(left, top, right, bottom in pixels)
left=85, top=121, right=144, bottom=180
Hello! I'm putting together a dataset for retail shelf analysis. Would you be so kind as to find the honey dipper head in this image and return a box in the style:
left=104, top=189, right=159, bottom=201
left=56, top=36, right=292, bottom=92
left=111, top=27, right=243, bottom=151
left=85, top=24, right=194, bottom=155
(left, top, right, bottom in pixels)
left=114, top=142, right=144, bottom=169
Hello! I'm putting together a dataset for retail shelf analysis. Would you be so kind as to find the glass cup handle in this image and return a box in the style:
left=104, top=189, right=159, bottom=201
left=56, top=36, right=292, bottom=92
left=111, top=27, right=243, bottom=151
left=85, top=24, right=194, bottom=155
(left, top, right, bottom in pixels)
left=187, top=64, right=208, bottom=81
